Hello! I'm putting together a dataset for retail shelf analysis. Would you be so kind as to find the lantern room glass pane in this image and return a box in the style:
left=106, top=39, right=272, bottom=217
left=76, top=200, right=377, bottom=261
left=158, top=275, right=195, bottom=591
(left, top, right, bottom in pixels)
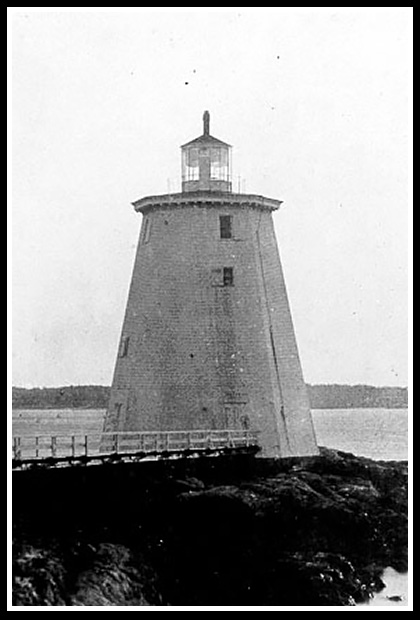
left=210, top=147, right=229, bottom=181
left=187, top=148, right=199, bottom=167
left=182, top=148, right=199, bottom=181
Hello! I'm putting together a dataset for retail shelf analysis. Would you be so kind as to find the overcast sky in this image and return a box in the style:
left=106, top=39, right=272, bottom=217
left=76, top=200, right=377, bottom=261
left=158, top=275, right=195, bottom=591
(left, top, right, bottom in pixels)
left=11, top=9, right=410, bottom=388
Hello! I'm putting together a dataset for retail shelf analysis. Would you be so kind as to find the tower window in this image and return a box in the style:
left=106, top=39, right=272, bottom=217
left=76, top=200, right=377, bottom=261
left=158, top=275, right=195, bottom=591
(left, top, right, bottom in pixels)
left=142, top=218, right=151, bottom=244
left=223, top=267, right=234, bottom=286
left=220, top=215, right=232, bottom=239
left=119, top=336, right=130, bottom=358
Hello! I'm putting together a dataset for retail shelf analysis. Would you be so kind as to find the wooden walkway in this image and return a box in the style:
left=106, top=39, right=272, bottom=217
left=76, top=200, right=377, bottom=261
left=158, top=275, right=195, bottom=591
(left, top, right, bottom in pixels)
left=12, top=429, right=260, bottom=470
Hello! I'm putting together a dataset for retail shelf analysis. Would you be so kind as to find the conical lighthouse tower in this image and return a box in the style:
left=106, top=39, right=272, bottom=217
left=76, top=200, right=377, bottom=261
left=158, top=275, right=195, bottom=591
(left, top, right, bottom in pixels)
left=104, top=112, right=318, bottom=458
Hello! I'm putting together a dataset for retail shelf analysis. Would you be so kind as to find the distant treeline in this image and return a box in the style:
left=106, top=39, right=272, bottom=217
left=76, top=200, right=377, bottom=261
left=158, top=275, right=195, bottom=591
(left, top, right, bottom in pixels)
left=12, top=386, right=110, bottom=410
left=307, top=384, right=408, bottom=409
left=12, top=384, right=408, bottom=410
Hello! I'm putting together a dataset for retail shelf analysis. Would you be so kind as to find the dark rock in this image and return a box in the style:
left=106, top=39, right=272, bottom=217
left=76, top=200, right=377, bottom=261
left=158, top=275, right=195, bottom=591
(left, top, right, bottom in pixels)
left=13, top=449, right=408, bottom=606
left=13, top=544, right=68, bottom=606
left=69, top=543, right=162, bottom=606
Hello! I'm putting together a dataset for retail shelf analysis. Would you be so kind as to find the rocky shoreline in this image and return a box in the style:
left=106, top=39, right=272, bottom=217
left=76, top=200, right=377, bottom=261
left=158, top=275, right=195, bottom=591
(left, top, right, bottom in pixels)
left=12, top=448, right=408, bottom=606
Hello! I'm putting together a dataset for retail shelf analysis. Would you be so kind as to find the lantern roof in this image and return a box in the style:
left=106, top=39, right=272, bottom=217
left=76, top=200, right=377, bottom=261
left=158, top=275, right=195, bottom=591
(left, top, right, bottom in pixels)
left=181, top=111, right=231, bottom=149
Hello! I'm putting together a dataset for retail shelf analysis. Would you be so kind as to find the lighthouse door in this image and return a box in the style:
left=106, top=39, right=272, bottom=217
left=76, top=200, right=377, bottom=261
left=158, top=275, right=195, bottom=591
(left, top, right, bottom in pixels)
left=225, top=403, right=250, bottom=430
left=225, top=404, right=239, bottom=429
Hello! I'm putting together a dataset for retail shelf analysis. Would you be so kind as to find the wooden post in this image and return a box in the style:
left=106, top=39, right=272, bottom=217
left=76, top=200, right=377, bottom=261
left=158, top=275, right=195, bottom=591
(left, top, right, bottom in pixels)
left=71, top=436, right=75, bottom=458
left=51, top=436, right=57, bottom=458
left=35, top=436, right=39, bottom=459
left=84, top=435, right=88, bottom=457
left=13, top=437, right=21, bottom=460
left=227, top=431, right=232, bottom=448
left=113, top=433, right=119, bottom=454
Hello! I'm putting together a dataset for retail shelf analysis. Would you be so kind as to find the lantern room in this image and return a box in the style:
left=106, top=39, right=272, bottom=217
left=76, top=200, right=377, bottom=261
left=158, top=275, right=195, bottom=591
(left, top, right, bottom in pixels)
left=181, top=111, right=232, bottom=193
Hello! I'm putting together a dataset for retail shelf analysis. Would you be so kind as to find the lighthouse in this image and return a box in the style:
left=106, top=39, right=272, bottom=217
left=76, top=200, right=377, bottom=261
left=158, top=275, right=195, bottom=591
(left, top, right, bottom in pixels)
left=104, top=112, right=318, bottom=458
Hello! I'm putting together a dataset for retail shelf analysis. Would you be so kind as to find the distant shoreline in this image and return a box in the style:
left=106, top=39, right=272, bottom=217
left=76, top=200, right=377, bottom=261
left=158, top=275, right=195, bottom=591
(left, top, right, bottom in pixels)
left=12, top=384, right=408, bottom=411
left=12, top=406, right=409, bottom=412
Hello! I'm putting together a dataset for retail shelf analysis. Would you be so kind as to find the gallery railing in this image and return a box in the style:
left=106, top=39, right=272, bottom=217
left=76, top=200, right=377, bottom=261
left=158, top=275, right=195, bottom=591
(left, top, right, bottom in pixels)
left=12, top=429, right=260, bottom=468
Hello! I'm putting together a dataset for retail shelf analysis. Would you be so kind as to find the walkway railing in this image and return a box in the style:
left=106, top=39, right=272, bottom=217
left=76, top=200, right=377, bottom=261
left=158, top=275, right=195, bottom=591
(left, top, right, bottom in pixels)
left=12, top=429, right=260, bottom=469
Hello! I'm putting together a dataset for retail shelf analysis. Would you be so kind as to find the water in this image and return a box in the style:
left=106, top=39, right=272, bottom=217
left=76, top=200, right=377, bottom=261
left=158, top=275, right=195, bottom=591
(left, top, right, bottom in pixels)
left=311, top=408, right=408, bottom=461
left=357, top=567, right=408, bottom=607
left=12, top=407, right=409, bottom=606
left=12, top=408, right=408, bottom=462
left=12, top=408, right=105, bottom=437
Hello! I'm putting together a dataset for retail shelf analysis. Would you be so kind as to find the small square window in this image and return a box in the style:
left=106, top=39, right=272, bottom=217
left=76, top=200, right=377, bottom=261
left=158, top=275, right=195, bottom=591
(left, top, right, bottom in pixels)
left=223, top=267, right=234, bottom=286
left=220, top=215, right=232, bottom=239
